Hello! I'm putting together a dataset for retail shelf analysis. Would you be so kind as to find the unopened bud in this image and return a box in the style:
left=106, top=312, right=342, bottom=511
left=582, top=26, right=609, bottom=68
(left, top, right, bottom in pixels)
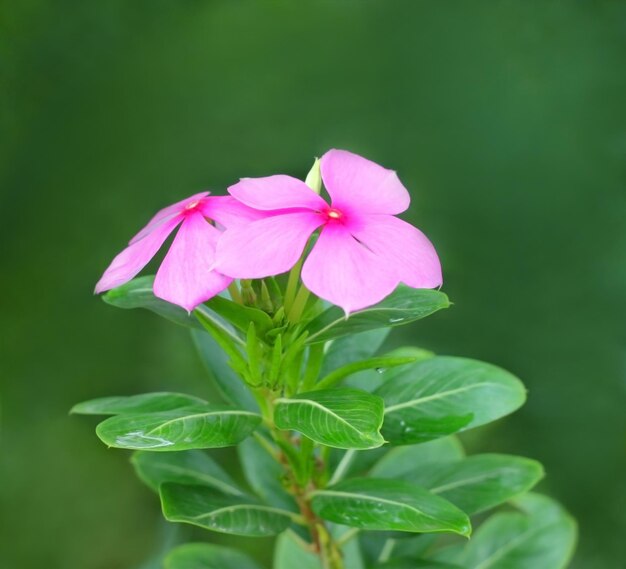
left=260, top=280, right=274, bottom=312
left=241, top=279, right=257, bottom=305
left=304, top=157, right=322, bottom=194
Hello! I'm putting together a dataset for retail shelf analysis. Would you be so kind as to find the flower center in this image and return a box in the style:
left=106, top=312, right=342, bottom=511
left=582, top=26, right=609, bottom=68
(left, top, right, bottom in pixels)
left=325, top=207, right=344, bottom=222
left=183, top=199, right=204, bottom=215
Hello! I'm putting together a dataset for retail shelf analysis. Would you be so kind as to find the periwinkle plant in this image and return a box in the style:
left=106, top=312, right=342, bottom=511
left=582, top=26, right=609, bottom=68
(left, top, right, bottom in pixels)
left=75, top=151, right=577, bottom=569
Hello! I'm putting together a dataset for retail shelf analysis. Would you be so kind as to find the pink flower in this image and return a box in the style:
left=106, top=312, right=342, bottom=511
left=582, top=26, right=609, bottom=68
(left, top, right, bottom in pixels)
left=215, top=149, right=442, bottom=313
left=95, top=192, right=261, bottom=312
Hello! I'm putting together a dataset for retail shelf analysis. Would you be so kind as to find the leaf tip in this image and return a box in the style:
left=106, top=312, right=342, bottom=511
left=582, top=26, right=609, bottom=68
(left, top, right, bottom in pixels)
left=460, top=521, right=472, bottom=539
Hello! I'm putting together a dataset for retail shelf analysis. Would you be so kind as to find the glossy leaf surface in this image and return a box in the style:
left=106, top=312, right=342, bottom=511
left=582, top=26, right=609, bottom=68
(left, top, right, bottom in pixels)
left=377, top=357, right=526, bottom=444
left=310, top=478, right=471, bottom=536
left=103, top=275, right=201, bottom=328
left=458, top=493, right=577, bottom=568
left=96, top=405, right=261, bottom=451
left=102, top=275, right=244, bottom=346
left=165, top=543, right=261, bottom=569
left=320, top=329, right=390, bottom=377
left=274, top=388, right=385, bottom=449
left=315, top=354, right=421, bottom=391
left=160, top=483, right=293, bottom=536
left=371, top=444, right=542, bottom=515
left=342, top=346, right=435, bottom=393
left=131, top=450, right=243, bottom=495
left=206, top=295, right=273, bottom=337
left=71, top=392, right=205, bottom=415
left=304, top=287, right=450, bottom=344
left=425, top=454, right=544, bottom=515
left=370, top=437, right=465, bottom=478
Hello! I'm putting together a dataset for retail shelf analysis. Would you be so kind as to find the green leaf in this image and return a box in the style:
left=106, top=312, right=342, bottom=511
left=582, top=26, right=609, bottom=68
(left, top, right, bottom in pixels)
left=102, top=276, right=244, bottom=347
left=191, top=329, right=257, bottom=411
left=310, top=478, right=471, bottom=536
left=194, top=310, right=248, bottom=372
left=304, top=287, right=449, bottom=344
left=103, top=276, right=202, bottom=328
left=373, top=449, right=543, bottom=515
left=237, top=437, right=297, bottom=512
left=424, top=454, right=544, bottom=515
left=343, top=347, right=436, bottom=393
left=71, top=392, right=206, bottom=415
left=315, top=354, right=421, bottom=391
left=273, top=528, right=365, bottom=569
left=131, top=450, right=244, bottom=496
left=375, top=560, right=462, bottom=569
left=205, top=295, right=274, bottom=337
left=274, top=388, right=385, bottom=449
left=458, top=493, right=577, bottom=568
left=370, top=437, right=465, bottom=478
left=320, top=329, right=390, bottom=376
left=273, top=531, right=322, bottom=569
left=96, top=405, right=261, bottom=451
left=160, top=483, right=294, bottom=536
left=165, top=543, right=262, bottom=569
left=333, top=398, right=460, bottom=483
left=376, top=357, right=526, bottom=445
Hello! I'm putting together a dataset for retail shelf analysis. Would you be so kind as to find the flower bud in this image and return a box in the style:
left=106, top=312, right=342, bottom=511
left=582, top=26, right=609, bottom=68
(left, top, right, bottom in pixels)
left=304, top=157, right=322, bottom=194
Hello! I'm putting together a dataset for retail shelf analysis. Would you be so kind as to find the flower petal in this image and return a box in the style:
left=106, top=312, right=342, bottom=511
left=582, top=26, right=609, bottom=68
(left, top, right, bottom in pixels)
left=320, top=149, right=410, bottom=215
left=95, top=215, right=182, bottom=293
left=215, top=212, right=323, bottom=278
left=228, top=175, right=327, bottom=211
left=129, top=192, right=210, bottom=245
left=301, top=222, right=399, bottom=314
left=153, top=212, right=231, bottom=311
left=347, top=214, right=442, bottom=289
left=199, top=195, right=268, bottom=229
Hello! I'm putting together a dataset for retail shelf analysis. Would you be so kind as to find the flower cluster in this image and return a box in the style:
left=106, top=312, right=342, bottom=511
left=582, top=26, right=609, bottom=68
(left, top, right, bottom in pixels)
left=96, top=149, right=442, bottom=314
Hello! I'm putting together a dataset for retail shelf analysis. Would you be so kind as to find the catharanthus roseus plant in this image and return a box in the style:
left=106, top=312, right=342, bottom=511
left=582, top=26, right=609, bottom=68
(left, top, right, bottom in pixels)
left=75, top=150, right=577, bottom=569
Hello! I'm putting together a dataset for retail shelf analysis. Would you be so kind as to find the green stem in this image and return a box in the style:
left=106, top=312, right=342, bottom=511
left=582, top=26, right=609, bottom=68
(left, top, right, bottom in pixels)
left=378, top=538, right=396, bottom=563
left=318, top=524, right=344, bottom=569
left=329, top=449, right=357, bottom=485
left=252, top=431, right=281, bottom=462
left=241, top=323, right=344, bottom=569
left=336, top=527, right=359, bottom=547
left=284, top=257, right=304, bottom=313
left=249, top=387, right=273, bottom=425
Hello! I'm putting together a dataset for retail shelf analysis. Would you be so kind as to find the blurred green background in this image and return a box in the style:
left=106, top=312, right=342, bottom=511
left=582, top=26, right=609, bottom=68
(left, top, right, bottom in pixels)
left=1, top=1, right=625, bottom=568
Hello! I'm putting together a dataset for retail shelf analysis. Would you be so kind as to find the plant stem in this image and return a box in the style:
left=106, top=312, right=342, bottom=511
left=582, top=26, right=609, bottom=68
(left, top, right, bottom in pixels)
left=335, top=527, right=359, bottom=547
left=284, top=257, right=304, bottom=313
left=318, top=523, right=344, bottom=569
left=253, top=389, right=344, bottom=569
left=378, top=538, right=396, bottom=563
left=329, top=449, right=357, bottom=485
